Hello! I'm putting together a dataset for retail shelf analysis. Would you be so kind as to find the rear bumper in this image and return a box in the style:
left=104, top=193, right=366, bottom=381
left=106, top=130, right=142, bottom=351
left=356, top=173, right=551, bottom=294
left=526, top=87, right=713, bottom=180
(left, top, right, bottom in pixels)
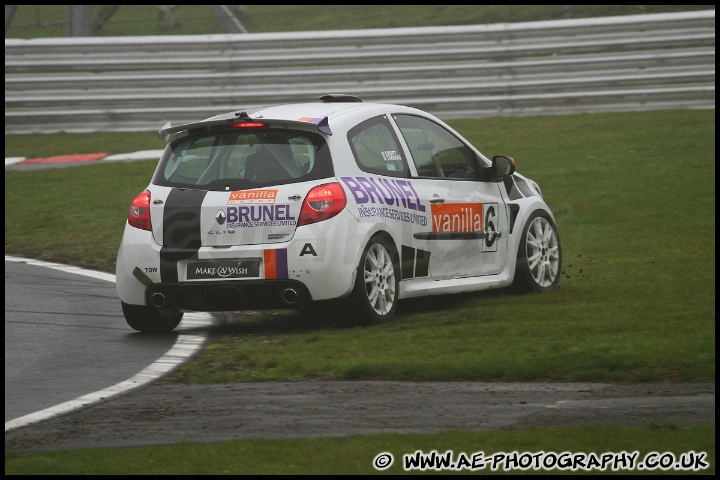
left=145, top=279, right=311, bottom=311
left=116, top=210, right=362, bottom=308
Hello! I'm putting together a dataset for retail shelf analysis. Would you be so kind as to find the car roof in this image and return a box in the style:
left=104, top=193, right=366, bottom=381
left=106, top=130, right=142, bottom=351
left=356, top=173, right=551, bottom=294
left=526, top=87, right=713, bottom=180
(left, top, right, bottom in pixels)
left=159, top=95, right=428, bottom=142
left=206, top=101, right=375, bottom=122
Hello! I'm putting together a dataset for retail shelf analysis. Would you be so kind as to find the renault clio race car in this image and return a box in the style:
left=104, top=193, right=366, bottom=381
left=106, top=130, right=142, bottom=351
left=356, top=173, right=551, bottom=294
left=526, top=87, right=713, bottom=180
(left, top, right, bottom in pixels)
left=116, top=94, right=561, bottom=332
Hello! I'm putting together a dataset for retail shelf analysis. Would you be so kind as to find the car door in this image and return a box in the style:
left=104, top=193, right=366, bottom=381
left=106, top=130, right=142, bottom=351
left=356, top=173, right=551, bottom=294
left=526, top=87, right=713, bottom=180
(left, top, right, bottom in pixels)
left=390, top=113, right=509, bottom=280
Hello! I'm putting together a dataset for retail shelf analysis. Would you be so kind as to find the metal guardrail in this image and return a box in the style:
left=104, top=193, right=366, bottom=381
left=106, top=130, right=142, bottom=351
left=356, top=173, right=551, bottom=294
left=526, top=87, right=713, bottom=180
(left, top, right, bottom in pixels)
left=4, top=9, right=715, bottom=134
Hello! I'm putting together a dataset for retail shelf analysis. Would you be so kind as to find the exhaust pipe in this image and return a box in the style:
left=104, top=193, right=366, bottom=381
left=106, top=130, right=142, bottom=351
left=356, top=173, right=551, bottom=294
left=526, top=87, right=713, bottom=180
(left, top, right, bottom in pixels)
left=280, top=287, right=299, bottom=305
left=151, top=292, right=167, bottom=308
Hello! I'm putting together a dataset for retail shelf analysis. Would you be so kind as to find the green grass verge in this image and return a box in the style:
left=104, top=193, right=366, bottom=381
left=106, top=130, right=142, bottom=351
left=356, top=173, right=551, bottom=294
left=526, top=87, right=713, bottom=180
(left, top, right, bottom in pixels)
left=5, top=424, right=715, bottom=475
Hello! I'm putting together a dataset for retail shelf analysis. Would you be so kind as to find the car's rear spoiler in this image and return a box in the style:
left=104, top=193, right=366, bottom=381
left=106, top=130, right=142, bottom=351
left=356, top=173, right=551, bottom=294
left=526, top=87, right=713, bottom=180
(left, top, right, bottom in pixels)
left=158, top=112, right=332, bottom=143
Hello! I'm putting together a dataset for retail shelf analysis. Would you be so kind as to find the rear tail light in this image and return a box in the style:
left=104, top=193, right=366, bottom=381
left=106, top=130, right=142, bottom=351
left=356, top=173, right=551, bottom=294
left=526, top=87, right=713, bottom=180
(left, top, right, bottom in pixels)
left=297, top=183, right=347, bottom=226
left=127, top=190, right=152, bottom=231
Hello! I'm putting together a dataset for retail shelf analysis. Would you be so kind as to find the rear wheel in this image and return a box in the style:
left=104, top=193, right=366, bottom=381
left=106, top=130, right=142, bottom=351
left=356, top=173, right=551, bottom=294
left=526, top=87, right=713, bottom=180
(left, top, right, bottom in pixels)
left=347, top=236, right=399, bottom=325
left=121, top=302, right=183, bottom=333
left=512, top=211, right=561, bottom=293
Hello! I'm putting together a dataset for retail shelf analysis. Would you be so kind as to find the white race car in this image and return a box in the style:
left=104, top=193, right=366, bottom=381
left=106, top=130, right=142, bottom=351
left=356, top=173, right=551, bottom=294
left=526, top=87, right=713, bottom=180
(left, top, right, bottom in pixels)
left=116, top=94, right=561, bottom=332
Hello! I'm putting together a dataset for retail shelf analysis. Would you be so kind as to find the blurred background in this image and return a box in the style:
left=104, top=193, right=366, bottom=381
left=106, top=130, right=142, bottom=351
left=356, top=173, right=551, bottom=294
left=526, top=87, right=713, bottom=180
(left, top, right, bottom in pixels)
left=5, top=5, right=714, bottom=38
left=5, top=5, right=715, bottom=134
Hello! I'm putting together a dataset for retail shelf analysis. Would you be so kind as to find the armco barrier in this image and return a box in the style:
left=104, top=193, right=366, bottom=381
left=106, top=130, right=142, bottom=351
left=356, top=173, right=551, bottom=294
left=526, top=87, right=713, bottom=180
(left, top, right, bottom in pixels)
left=4, top=9, right=715, bottom=134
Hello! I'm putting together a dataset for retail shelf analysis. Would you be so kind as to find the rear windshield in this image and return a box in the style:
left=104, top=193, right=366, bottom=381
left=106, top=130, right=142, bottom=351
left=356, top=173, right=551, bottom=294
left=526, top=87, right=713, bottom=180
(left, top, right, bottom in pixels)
left=153, top=128, right=334, bottom=191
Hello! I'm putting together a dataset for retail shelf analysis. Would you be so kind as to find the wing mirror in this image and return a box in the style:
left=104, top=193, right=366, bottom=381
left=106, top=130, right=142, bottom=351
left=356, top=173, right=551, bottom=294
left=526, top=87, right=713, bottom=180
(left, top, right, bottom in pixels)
left=491, top=155, right=515, bottom=179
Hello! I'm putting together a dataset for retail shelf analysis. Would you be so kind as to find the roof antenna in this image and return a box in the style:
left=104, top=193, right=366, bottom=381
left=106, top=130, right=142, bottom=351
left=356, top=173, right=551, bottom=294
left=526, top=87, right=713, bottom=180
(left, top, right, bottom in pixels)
left=234, top=111, right=252, bottom=121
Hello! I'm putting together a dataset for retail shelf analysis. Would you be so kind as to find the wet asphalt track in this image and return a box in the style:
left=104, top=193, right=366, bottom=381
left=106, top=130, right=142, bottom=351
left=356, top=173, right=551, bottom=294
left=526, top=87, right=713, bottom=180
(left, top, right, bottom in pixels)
left=4, top=256, right=213, bottom=430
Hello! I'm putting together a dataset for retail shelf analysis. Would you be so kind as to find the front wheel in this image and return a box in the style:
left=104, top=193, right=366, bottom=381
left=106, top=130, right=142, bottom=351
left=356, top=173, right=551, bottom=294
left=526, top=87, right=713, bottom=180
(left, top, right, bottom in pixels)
left=512, top=211, right=562, bottom=293
left=121, top=302, right=183, bottom=333
left=347, top=236, right=399, bottom=325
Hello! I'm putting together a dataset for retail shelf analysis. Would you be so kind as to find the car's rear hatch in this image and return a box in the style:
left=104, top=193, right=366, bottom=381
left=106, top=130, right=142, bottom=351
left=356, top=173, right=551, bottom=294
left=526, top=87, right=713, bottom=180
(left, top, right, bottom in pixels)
left=150, top=119, right=335, bottom=249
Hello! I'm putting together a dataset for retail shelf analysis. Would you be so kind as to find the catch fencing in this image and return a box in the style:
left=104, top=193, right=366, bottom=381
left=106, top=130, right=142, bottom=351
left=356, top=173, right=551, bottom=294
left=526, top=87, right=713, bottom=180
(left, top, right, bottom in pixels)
left=4, top=9, right=715, bottom=134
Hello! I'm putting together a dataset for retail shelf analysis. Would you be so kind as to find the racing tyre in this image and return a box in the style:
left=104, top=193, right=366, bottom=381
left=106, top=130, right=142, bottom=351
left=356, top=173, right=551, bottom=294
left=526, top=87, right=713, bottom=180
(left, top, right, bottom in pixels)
left=348, top=236, right=399, bottom=325
left=121, top=301, right=183, bottom=333
left=512, top=211, right=562, bottom=293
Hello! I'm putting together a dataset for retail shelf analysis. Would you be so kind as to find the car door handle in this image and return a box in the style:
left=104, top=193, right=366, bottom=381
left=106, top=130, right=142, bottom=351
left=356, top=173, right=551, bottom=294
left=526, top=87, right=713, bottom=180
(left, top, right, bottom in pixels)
left=429, top=195, right=445, bottom=204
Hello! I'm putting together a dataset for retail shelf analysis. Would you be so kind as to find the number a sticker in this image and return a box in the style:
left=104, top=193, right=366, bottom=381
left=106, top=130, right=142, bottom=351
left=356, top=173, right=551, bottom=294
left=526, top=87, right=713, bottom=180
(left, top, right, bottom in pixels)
left=296, top=240, right=326, bottom=260
left=297, top=242, right=318, bottom=258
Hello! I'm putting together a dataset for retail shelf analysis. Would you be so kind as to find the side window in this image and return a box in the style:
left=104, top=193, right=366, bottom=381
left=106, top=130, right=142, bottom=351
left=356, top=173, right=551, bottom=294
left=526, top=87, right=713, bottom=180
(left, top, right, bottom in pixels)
left=393, top=114, right=479, bottom=180
left=347, top=115, right=409, bottom=178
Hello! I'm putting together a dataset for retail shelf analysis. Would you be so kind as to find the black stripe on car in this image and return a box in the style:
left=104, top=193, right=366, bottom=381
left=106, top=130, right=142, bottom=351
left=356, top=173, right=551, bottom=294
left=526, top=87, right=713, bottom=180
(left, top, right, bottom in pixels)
left=160, top=188, right=208, bottom=283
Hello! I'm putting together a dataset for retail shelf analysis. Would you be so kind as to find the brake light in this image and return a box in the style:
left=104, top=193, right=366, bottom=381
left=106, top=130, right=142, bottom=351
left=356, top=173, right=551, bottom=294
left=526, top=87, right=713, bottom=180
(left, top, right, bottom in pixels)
left=232, top=122, right=267, bottom=128
left=297, top=183, right=347, bottom=226
left=127, top=190, right=152, bottom=231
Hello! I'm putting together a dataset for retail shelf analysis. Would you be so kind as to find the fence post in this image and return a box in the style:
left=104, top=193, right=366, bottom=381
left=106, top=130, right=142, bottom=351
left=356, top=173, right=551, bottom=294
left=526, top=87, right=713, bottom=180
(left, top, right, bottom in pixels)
left=68, top=5, right=92, bottom=37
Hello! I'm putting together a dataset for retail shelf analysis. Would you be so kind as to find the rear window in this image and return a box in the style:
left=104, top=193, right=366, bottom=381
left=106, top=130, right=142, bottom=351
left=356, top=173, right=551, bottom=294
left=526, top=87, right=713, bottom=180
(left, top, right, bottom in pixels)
left=153, top=128, right=333, bottom=191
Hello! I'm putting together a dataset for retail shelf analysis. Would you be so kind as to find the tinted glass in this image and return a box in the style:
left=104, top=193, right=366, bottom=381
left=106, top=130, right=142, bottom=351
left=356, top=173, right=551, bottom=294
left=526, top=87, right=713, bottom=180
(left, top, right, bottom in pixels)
left=347, top=115, right=409, bottom=178
left=393, top=114, right=480, bottom=179
left=153, top=128, right=333, bottom=191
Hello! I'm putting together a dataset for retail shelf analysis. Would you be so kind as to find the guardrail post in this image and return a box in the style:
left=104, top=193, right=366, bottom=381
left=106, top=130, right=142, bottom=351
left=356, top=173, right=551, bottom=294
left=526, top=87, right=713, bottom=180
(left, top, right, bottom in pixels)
left=68, top=5, right=92, bottom=37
